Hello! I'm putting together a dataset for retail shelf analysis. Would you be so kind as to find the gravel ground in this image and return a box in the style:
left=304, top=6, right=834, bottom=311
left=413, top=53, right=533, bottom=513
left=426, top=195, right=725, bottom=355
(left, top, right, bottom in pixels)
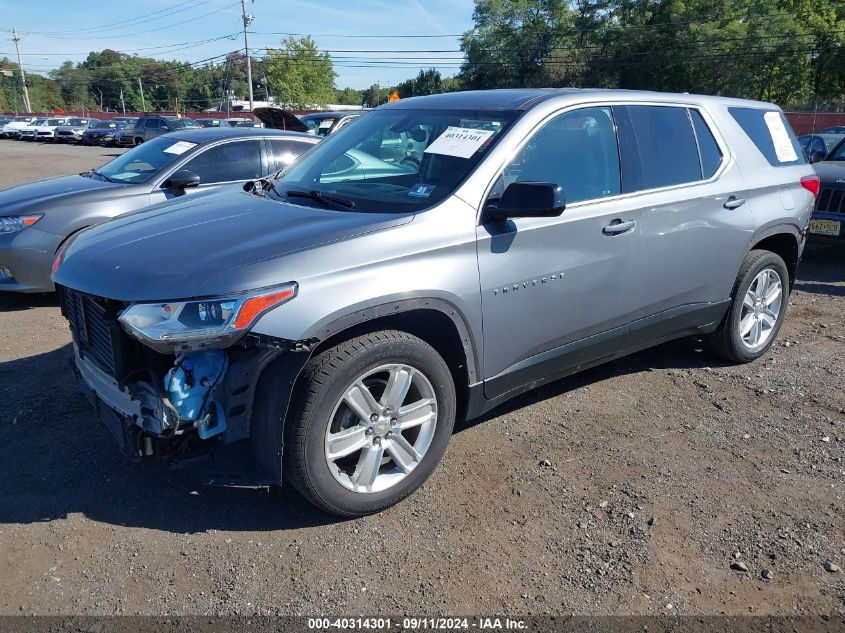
left=0, top=140, right=843, bottom=617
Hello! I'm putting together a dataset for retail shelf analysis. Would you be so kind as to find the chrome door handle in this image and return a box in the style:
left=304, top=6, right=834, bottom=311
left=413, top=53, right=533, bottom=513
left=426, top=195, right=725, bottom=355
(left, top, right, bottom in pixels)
left=602, top=219, right=636, bottom=235
left=724, top=196, right=746, bottom=209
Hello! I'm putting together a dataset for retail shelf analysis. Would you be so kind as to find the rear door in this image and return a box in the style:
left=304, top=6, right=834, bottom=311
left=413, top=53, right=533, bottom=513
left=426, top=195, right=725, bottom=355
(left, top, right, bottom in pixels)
left=614, top=104, right=754, bottom=329
left=266, top=138, right=317, bottom=172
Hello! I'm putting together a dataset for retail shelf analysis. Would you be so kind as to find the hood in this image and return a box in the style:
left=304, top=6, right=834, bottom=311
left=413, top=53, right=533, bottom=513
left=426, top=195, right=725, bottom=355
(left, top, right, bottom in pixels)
left=252, top=107, right=309, bottom=132
left=53, top=186, right=413, bottom=301
left=0, top=174, right=123, bottom=214
left=813, top=161, right=845, bottom=184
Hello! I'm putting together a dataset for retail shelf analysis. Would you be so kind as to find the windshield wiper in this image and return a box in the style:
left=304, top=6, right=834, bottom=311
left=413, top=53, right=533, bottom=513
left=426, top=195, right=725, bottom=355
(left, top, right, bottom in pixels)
left=284, top=189, right=356, bottom=210
left=90, top=169, right=116, bottom=183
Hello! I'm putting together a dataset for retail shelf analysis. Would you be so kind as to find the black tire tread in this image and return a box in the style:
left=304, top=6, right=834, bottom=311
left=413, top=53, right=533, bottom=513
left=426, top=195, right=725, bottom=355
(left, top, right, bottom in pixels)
left=707, top=249, right=788, bottom=363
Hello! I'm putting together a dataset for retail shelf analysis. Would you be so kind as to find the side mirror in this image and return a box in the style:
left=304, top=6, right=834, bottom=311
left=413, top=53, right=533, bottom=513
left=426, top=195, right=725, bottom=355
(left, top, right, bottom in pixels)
left=809, top=150, right=826, bottom=164
left=164, top=169, right=200, bottom=190
left=486, top=182, right=566, bottom=221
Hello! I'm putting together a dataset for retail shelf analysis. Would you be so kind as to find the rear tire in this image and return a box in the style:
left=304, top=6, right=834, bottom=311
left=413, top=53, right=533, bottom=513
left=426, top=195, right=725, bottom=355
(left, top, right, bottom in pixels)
left=284, top=330, right=456, bottom=517
left=706, top=249, right=789, bottom=363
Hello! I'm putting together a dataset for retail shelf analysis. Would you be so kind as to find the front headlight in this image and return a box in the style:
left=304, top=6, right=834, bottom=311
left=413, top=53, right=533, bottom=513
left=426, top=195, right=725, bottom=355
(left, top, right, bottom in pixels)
left=118, top=283, right=297, bottom=352
left=0, top=214, right=43, bottom=234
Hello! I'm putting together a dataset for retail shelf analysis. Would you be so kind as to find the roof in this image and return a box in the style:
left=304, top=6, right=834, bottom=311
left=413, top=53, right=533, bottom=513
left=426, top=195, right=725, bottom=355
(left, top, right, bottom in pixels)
left=300, top=111, right=362, bottom=120
left=383, top=88, right=779, bottom=111
left=166, top=127, right=318, bottom=143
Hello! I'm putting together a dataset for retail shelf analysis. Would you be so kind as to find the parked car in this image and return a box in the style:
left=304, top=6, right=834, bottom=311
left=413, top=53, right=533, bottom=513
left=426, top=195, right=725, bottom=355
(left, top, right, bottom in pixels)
left=133, top=115, right=199, bottom=144
left=16, top=117, right=50, bottom=140
left=55, top=118, right=100, bottom=143
left=798, top=133, right=844, bottom=163
left=113, top=118, right=140, bottom=146
left=0, top=128, right=318, bottom=293
left=34, top=116, right=73, bottom=141
left=50, top=89, right=816, bottom=517
left=297, top=110, right=364, bottom=136
left=807, top=136, right=845, bottom=238
left=0, top=116, right=38, bottom=138
left=820, top=126, right=845, bottom=134
left=80, top=120, right=126, bottom=146
left=195, top=117, right=253, bottom=128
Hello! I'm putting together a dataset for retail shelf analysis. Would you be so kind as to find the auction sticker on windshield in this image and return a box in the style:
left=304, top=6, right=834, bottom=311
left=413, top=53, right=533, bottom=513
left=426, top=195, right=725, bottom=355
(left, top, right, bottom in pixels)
left=163, top=141, right=198, bottom=155
left=424, top=126, right=495, bottom=159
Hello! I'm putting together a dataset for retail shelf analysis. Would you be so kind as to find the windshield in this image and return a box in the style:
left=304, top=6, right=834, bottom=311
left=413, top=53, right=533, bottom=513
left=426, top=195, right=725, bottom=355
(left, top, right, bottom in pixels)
left=273, top=108, right=517, bottom=213
left=168, top=118, right=199, bottom=129
left=92, top=121, right=118, bottom=129
left=94, top=136, right=196, bottom=184
left=45, top=119, right=63, bottom=125
left=828, top=140, right=845, bottom=161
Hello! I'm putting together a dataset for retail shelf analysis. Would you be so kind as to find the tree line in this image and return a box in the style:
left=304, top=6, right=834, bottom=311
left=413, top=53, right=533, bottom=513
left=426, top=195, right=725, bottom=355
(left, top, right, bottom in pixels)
left=1, top=1, right=843, bottom=114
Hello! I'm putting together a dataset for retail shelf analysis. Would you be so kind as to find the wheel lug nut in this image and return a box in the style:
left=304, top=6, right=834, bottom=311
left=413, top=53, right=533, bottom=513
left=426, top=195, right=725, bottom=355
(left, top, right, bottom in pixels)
left=365, top=427, right=374, bottom=436
left=370, top=413, right=378, bottom=423
left=385, top=432, right=393, bottom=439
left=372, top=437, right=381, bottom=446
left=390, top=418, right=397, bottom=425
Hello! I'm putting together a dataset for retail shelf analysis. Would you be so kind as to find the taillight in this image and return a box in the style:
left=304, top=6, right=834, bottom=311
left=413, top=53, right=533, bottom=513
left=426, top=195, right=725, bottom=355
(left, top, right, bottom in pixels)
left=800, top=175, right=820, bottom=199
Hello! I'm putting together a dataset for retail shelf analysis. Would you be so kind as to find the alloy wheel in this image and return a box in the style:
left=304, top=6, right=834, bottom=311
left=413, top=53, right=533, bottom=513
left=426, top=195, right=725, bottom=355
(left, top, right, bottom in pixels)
left=324, top=363, right=438, bottom=493
left=739, top=268, right=783, bottom=350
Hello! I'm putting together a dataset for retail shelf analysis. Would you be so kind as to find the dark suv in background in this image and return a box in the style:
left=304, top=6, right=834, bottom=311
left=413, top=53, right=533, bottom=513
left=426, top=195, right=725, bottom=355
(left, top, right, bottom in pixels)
left=809, top=136, right=845, bottom=238
left=133, top=115, right=199, bottom=144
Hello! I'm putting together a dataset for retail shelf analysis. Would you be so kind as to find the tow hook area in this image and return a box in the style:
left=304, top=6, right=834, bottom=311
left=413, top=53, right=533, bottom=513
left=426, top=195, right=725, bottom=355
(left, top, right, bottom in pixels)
left=165, top=350, right=228, bottom=439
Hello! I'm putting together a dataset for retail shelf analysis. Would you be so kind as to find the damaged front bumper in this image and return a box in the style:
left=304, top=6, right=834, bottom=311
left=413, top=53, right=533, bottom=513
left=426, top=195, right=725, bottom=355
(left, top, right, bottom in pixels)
left=70, top=329, right=309, bottom=487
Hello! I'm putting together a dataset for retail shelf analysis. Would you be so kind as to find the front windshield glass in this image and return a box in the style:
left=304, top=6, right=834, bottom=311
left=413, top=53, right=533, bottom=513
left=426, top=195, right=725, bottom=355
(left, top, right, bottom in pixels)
left=273, top=108, right=517, bottom=213
left=94, top=136, right=195, bottom=184
left=45, top=118, right=63, bottom=125
left=67, top=118, right=85, bottom=125
left=168, top=118, right=198, bottom=129
left=829, top=140, right=845, bottom=161
left=93, top=121, right=118, bottom=129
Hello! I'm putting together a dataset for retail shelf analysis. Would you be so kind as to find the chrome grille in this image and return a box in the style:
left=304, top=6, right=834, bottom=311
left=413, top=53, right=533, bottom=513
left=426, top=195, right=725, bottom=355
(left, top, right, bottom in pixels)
left=817, top=187, right=845, bottom=215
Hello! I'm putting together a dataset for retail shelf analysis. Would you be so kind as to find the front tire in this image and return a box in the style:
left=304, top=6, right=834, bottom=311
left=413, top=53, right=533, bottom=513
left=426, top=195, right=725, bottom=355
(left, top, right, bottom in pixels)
left=707, top=249, right=789, bottom=363
left=285, top=330, right=456, bottom=517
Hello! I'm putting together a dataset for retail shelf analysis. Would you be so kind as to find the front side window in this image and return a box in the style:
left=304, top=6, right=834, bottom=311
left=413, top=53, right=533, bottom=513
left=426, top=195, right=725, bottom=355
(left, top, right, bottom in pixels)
left=626, top=105, right=702, bottom=188
left=273, top=108, right=517, bottom=213
left=182, top=140, right=263, bottom=184
left=491, top=106, right=621, bottom=205
left=94, top=136, right=195, bottom=184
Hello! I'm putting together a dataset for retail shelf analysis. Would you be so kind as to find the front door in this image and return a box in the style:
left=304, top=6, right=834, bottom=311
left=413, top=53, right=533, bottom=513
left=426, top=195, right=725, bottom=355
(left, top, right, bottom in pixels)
left=476, top=106, right=643, bottom=399
left=149, top=139, right=267, bottom=203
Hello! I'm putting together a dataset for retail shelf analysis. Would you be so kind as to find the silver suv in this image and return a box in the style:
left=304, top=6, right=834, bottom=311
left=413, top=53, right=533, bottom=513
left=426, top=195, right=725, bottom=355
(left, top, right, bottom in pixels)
left=53, top=89, right=817, bottom=517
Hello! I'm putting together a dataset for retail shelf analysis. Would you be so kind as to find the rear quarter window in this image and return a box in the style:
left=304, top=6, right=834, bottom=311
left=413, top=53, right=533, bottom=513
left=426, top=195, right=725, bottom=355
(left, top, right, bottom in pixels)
left=728, top=107, right=805, bottom=167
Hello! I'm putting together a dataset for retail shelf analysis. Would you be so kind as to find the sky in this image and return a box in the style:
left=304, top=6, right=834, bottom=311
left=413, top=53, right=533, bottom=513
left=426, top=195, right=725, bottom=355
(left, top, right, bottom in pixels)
left=0, top=0, right=476, bottom=89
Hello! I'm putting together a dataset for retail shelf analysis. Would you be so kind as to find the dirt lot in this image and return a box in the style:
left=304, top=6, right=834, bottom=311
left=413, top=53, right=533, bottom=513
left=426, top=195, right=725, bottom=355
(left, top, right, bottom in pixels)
left=0, top=140, right=843, bottom=617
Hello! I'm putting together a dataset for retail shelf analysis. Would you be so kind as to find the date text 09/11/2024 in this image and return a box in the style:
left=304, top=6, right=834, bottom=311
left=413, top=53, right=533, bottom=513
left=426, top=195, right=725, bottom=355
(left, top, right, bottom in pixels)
left=307, top=617, right=528, bottom=630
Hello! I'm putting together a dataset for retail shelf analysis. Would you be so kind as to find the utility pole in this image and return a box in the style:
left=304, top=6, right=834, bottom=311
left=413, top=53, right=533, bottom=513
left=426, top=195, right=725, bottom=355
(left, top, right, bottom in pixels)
left=137, top=77, right=146, bottom=112
left=11, top=28, right=32, bottom=113
left=240, top=0, right=254, bottom=111
left=120, top=88, right=126, bottom=114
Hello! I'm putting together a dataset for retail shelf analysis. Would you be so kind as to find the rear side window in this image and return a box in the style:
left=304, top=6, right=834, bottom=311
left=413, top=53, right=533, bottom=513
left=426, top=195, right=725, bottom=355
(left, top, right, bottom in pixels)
left=268, top=139, right=313, bottom=171
left=689, top=110, right=722, bottom=178
left=626, top=105, right=701, bottom=188
left=728, top=107, right=805, bottom=167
